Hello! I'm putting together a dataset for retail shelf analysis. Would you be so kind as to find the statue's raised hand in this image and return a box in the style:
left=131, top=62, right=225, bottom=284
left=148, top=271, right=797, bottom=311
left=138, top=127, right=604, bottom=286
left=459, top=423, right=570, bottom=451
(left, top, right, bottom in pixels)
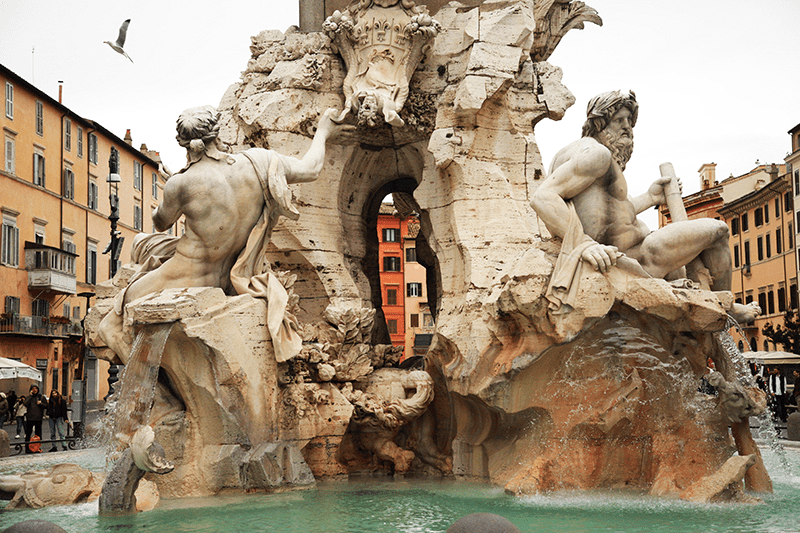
left=319, top=108, right=356, bottom=140
left=648, top=175, right=682, bottom=207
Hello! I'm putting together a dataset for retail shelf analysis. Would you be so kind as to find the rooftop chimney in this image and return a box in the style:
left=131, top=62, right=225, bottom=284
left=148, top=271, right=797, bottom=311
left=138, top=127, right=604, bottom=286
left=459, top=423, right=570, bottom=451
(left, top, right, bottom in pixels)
left=124, top=129, right=133, bottom=145
left=58, top=81, right=63, bottom=104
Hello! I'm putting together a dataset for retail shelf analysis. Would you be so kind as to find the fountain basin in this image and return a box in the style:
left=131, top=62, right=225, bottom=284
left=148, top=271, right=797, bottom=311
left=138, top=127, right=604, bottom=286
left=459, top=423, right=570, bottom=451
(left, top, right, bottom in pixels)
left=2, top=447, right=798, bottom=533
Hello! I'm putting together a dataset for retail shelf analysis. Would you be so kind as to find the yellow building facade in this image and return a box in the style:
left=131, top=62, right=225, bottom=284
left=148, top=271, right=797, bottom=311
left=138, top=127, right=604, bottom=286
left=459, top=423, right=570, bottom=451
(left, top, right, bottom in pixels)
left=1, top=64, right=172, bottom=402
left=718, top=167, right=795, bottom=352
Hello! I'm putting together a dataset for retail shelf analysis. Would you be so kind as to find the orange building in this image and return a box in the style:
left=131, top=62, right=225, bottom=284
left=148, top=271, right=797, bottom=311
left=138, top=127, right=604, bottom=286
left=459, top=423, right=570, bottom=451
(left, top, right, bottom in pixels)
left=1, top=63, right=173, bottom=401
left=377, top=203, right=406, bottom=350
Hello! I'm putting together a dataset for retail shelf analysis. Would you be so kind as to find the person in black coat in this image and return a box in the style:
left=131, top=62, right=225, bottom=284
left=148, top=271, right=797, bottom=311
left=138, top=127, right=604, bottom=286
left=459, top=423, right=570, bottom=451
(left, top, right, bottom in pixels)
left=46, top=389, right=69, bottom=451
left=23, top=385, right=46, bottom=453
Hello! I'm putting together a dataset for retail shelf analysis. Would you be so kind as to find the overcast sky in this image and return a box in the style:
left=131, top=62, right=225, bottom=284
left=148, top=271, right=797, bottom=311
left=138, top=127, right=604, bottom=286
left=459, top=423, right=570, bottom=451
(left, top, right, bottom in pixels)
left=2, top=0, right=798, bottom=228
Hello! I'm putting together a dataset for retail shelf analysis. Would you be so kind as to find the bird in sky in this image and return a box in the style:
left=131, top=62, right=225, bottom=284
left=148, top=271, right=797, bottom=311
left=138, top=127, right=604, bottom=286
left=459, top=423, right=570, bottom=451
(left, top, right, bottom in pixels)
left=104, top=19, right=133, bottom=63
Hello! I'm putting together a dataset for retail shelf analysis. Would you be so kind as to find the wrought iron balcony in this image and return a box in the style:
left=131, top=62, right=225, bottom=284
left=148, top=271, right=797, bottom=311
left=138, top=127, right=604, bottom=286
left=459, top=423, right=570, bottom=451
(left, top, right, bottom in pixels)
left=24, top=242, right=78, bottom=294
left=0, top=314, right=81, bottom=337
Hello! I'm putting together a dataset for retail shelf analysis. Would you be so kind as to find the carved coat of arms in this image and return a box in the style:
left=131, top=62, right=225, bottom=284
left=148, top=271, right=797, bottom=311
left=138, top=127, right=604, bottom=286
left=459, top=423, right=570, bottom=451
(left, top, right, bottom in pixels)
left=324, top=0, right=441, bottom=127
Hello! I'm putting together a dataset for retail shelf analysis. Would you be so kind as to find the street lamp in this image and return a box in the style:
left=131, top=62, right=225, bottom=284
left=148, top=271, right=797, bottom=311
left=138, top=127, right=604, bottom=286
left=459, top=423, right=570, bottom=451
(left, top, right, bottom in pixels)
left=104, top=147, right=123, bottom=279
left=103, top=147, right=123, bottom=398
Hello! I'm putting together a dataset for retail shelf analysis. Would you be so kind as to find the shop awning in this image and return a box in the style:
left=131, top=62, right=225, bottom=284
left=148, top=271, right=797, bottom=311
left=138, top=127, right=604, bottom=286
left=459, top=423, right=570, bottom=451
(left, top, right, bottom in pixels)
left=0, top=357, right=42, bottom=381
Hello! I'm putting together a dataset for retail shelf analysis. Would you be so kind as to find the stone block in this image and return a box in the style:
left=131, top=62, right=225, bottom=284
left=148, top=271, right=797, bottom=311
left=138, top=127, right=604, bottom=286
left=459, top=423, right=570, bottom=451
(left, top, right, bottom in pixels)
left=477, top=0, right=534, bottom=48
left=466, top=42, right=524, bottom=78
left=241, top=442, right=315, bottom=489
left=788, top=412, right=800, bottom=441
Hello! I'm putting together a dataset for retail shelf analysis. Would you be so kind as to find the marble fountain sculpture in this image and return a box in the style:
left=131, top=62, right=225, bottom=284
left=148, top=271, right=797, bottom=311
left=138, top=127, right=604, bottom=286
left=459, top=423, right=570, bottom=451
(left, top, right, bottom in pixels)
left=29, top=0, right=768, bottom=515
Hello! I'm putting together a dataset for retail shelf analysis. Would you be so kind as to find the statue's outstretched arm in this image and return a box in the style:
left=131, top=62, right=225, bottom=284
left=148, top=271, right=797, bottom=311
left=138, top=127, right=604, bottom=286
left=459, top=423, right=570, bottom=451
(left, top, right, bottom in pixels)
left=283, top=109, right=350, bottom=183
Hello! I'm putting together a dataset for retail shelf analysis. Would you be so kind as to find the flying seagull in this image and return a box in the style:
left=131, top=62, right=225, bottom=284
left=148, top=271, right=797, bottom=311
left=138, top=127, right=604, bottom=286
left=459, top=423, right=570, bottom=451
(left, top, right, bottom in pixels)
left=104, top=19, right=133, bottom=63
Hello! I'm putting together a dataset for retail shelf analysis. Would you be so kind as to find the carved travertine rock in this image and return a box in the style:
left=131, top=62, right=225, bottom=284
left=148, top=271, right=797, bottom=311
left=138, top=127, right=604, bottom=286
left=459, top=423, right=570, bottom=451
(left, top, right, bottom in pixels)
left=679, top=454, right=762, bottom=504
left=339, top=368, right=434, bottom=473
left=0, top=464, right=158, bottom=512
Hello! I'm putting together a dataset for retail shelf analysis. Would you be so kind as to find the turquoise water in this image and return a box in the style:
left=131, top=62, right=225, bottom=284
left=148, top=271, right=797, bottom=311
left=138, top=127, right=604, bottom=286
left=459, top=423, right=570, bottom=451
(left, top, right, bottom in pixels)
left=2, top=448, right=799, bottom=533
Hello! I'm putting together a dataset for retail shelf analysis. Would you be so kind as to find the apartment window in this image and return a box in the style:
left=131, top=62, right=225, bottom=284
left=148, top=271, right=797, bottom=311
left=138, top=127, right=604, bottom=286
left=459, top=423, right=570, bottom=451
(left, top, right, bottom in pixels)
left=776, top=196, right=781, bottom=212
left=383, top=256, right=400, bottom=272
left=785, top=192, right=793, bottom=212
left=758, top=291, right=767, bottom=312
left=789, top=223, right=794, bottom=249
left=4, top=135, right=14, bottom=174
left=4, top=82, right=12, bottom=119
left=88, top=181, right=98, bottom=210
left=134, top=161, right=143, bottom=191
left=86, top=243, right=97, bottom=284
left=35, top=100, right=43, bottom=136
left=1, top=212, right=20, bottom=267
left=744, top=241, right=750, bottom=265
left=777, top=228, right=782, bottom=254
left=133, top=204, right=142, bottom=230
left=33, top=153, right=46, bottom=187
left=406, top=247, right=416, bottom=262
left=386, top=288, right=397, bottom=306
left=733, top=245, right=740, bottom=268
left=764, top=204, right=769, bottom=224
left=77, top=127, right=83, bottom=158
left=61, top=238, right=76, bottom=274
left=754, top=207, right=763, bottom=227
left=778, top=286, right=787, bottom=312
left=791, top=281, right=798, bottom=310
left=88, top=133, right=98, bottom=164
left=768, top=289, right=775, bottom=315
left=741, top=213, right=749, bottom=232
left=152, top=173, right=158, bottom=199
left=731, top=217, right=739, bottom=236
left=407, top=282, right=422, bottom=297
left=756, top=236, right=763, bottom=261
left=765, top=233, right=771, bottom=258
left=32, top=298, right=49, bottom=317
left=72, top=306, right=81, bottom=320
left=387, top=319, right=398, bottom=334
left=382, top=228, right=399, bottom=242
left=63, top=303, right=70, bottom=317
left=64, top=119, right=71, bottom=152
left=63, top=168, right=74, bottom=200
left=409, top=313, right=419, bottom=328
left=745, top=292, right=753, bottom=304
left=4, top=296, right=20, bottom=315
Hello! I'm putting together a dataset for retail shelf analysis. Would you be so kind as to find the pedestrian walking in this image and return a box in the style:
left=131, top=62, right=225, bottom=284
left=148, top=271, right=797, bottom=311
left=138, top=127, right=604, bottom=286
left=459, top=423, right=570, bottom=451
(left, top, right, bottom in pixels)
left=14, top=396, right=26, bottom=438
left=23, top=385, right=46, bottom=453
left=46, top=389, right=68, bottom=451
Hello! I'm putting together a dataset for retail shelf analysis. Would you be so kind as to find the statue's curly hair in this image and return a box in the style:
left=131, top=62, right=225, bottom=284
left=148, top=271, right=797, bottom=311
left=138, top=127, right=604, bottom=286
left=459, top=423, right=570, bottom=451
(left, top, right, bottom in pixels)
left=176, top=106, right=220, bottom=153
left=581, top=90, right=638, bottom=138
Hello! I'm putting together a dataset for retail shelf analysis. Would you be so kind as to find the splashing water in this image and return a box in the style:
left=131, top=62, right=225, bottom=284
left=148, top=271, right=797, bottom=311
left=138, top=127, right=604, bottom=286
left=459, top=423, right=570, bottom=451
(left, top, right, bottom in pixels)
left=717, top=319, right=792, bottom=473
left=103, top=323, right=175, bottom=460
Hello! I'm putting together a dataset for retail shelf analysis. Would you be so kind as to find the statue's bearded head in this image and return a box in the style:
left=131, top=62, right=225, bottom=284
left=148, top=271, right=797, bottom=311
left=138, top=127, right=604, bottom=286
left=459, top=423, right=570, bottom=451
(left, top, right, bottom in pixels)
left=582, top=90, right=638, bottom=170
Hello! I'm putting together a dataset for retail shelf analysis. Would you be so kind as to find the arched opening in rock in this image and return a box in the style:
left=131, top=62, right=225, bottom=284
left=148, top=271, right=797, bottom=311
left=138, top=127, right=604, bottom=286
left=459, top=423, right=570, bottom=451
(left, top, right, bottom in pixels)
left=363, top=181, right=439, bottom=358
left=336, top=144, right=441, bottom=357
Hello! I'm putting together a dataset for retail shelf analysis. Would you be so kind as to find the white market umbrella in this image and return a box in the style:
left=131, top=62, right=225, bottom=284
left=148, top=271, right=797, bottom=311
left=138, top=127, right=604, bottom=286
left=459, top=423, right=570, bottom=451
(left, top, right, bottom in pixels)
left=741, top=351, right=800, bottom=365
left=0, top=357, right=42, bottom=381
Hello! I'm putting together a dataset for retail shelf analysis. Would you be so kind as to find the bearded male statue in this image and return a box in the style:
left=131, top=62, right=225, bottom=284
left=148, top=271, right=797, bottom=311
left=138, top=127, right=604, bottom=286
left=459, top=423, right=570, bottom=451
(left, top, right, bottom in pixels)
left=531, top=90, right=759, bottom=324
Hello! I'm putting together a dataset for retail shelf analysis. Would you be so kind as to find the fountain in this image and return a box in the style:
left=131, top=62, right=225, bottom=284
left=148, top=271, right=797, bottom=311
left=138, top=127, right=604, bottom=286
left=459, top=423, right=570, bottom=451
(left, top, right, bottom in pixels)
left=1, top=0, right=791, bottom=528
